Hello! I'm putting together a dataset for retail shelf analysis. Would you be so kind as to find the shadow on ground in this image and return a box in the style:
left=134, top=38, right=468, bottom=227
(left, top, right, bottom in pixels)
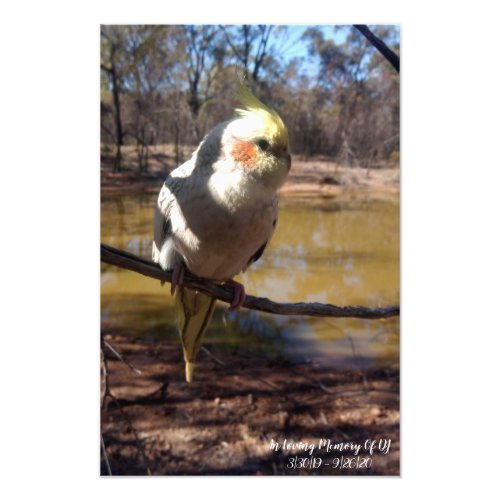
left=101, top=332, right=400, bottom=476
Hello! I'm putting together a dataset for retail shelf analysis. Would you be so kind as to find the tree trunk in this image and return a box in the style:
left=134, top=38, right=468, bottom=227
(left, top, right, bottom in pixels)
left=110, top=62, right=124, bottom=172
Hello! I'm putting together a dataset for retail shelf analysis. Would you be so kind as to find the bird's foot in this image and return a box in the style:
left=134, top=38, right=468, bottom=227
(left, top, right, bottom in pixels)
left=170, top=261, right=186, bottom=295
left=225, top=279, right=246, bottom=311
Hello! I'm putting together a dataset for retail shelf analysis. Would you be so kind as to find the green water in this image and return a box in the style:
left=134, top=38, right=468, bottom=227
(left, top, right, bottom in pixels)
left=101, top=192, right=399, bottom=370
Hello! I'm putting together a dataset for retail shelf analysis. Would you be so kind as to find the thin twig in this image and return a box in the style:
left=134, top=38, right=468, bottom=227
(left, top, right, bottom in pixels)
left=200, top=346, right=226, bottom=366
left=104, top=340, right=143, bottom=375
left=101, top=348, right=112, bottom=411
left=101, top=434, right=112, bottom=476
left=106, top=392, right=153, bottom=475
left=101, top=344, right=153, bottom=476
left=101, top=244, right=399, bottom=319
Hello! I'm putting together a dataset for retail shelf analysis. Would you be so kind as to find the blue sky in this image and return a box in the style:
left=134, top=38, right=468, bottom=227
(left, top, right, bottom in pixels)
left=267, top=25, right=399, bottom=78
left=280, top=25, right=348, bottom=58
left=268, top=25, right=349, bottom=76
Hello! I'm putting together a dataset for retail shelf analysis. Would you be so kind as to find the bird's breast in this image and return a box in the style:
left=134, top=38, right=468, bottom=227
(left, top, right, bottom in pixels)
left=171, top=172, right=277, bottom=281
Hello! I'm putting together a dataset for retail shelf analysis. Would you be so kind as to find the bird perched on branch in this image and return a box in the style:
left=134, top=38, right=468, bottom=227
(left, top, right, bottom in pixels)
left=152, top=79, right=291, bottom=382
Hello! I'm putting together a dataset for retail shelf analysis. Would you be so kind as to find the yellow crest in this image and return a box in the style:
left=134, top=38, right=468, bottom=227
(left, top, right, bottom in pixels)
left=235, top=78, right=288, bottom=146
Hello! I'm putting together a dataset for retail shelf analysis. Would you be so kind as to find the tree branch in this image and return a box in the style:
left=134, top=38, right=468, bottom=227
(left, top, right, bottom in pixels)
left=220, top=25, right=244, bottom=65
left=100, top=63, right=113, bottom=74
left=353, top=25, right=400, bottom=73
left=101, top=244, right=399, bottom=319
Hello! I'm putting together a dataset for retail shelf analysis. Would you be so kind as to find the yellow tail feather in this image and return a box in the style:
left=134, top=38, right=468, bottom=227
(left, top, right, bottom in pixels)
left=174, top=287, right=216, bottom=383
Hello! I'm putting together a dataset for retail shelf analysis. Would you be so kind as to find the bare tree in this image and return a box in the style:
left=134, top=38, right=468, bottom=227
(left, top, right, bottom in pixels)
left=100, top=25, right=400, bottom=170
left=183, top=25, right=220, bottom=140
left=101, top=26, right=127, bottom=172
left=220, top=25, right=274, bottom=83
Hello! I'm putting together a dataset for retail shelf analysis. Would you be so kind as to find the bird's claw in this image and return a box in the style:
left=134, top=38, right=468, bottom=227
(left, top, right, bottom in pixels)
left=225, top=279, right=246, bottom=310
left=170, top=265, right=245, bottom=309
left=170, top=261, right=185, bottom=295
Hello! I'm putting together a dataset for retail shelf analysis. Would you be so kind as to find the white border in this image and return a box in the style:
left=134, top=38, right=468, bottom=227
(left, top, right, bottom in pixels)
left=2, top=0, right=499, bottom=497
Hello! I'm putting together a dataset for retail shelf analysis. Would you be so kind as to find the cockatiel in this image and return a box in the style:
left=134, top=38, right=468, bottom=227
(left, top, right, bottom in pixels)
left=152, top=80, right=291, bottom=382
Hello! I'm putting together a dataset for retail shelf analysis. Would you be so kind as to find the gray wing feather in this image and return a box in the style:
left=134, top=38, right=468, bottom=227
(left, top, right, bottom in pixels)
left=243, top=201, right=278, bottom=271
left=152, top=176, right=184, bottom=270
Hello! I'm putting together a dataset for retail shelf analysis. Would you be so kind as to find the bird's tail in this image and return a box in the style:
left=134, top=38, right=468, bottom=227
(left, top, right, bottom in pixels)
left=174, top=287, right=216, bottom=383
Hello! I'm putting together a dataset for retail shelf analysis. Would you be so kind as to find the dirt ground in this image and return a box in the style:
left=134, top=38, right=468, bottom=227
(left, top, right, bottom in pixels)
left=100, top=332, right=400, bottom=476
left=100, top=144, right=400, bottom=197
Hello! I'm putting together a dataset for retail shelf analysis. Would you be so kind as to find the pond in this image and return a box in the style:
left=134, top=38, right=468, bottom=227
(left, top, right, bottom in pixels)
left=101, top=192, right=399, bottom=370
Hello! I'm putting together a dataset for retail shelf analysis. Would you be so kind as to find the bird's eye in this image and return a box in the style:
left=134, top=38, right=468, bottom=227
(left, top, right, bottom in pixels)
left=257, top=139, right=270, bottom=151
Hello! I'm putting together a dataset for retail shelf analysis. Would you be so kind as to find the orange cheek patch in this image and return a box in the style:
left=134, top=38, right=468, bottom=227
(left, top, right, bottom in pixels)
left=231, top=140, right=257, bottom=167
